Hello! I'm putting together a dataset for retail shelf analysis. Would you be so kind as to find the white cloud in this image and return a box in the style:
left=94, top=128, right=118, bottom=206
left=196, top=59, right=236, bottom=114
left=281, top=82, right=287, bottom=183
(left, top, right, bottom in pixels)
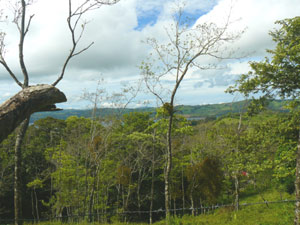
left=226, top=61, right=251, bottom=76
left=0, top=0, right=299, bottom=108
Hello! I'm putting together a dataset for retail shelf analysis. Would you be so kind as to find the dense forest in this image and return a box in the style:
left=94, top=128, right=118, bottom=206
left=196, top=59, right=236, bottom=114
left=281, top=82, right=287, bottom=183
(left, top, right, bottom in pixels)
left=0, top=106, right=298, bottom=223
left=0, top=0, right=299, bottom=224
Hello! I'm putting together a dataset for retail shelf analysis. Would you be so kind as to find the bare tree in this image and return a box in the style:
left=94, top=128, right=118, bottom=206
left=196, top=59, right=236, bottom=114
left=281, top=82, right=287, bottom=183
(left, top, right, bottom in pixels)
left=0, top=1, right=119, bottom=224
left=140, top=2, right=242, bottom=222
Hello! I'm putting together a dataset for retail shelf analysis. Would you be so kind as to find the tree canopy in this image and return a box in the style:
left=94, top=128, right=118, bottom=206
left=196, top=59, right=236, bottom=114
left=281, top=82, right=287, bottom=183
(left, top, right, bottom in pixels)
left=228, top=17, right=300, bottom=99
left=228, top=16, right=300, bottom=225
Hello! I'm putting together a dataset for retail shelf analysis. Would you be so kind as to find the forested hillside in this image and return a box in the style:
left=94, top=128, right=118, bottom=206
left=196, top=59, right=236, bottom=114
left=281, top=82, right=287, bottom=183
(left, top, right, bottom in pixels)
left=30, top=100, right=289, bottom=123
left=0, top=108, right=298, bottom=223
left=0, top=0, right=299, bottom=224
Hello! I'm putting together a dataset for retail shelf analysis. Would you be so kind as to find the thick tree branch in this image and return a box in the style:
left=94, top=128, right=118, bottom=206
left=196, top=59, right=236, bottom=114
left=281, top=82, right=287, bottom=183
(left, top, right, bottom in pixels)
left=0, top=84, right=67, bottom=143
left=19, top=0, right=29, bottom=87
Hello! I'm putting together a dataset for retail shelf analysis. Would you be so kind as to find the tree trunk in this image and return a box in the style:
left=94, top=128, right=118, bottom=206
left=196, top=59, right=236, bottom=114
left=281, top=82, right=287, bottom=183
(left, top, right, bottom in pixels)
left=294, top=125, right=300, bottom=225
left=14, top=117, right=29, bottom=225
left=0, top=84, right=66, bottom=143
left=104, top=186, right=109, bottom=223
left=88, top=178, right=96, bottom=222
left=124, top=180, right=132, bottom=223
left=165, top=114, right=173, bottom=223
left=235, top=113, right=242, bottom=211
left=30, top=190, right=35, bottom=222
left=34, top=187, right=39, bottom=222
left=234, top=174, right=239, bottom=211
left=150, top=162, right=154, bottom=224
left=173, top=197, right=176, bottom=216
left=150, top=132, right=156, bottom=225
left=190, top=193, right=195, bottom=216
left=181, top=166, right=185, bottom=214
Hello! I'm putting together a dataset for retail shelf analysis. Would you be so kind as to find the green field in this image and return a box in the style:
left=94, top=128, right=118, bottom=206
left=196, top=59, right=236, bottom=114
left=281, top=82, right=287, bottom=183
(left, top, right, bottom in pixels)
left=25, top=190, right=294, bottom=225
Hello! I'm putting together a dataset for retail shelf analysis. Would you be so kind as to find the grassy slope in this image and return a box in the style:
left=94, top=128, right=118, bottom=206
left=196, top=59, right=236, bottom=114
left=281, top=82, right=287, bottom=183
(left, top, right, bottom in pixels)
left=149, top=192, right=294, bottom=225
left=165, top=190, right=294, bottom=225
left=30, top=190, right=294, bottom=225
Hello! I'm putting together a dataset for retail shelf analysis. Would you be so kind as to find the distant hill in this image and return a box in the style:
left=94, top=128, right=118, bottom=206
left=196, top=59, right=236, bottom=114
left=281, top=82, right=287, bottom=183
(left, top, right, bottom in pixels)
left=175, top=99, right=289, bottom=118
left=30, top=100, right=290, bottom=123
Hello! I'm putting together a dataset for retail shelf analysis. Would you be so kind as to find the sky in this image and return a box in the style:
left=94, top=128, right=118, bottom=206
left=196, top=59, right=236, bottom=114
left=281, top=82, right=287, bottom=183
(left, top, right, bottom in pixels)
left=0, top=0, right=299, bottom=109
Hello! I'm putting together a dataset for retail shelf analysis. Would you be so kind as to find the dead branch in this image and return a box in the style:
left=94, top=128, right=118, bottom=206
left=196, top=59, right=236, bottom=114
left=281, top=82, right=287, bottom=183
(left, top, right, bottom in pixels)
left=0, top=84, right=67, bottom=143
left=52, top=0, right=120, bottom=86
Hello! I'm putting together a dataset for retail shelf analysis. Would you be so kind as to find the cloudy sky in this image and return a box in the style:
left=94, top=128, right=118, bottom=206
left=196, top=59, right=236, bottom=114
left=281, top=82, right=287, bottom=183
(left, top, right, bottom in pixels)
left=0, top=0, right=299, bottom=109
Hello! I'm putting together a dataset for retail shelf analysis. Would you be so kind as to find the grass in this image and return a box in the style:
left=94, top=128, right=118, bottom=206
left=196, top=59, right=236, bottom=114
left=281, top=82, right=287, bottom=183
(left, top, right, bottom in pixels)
left=25, top=190, right=295, bottom=225
left=156, top=189, right=295, bottom=225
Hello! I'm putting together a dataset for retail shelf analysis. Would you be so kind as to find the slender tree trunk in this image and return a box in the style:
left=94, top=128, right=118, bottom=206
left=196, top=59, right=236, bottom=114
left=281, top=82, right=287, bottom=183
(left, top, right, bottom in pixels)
left=83, top=159, right=89, bottom=218
left=137, top=169, right=142, bottom=219
left=199, top=199, right=202, bottom=214
left=165, top=114, right=173, bottom=223
left=34, top=187, right=39, bottom=222
left=124, top=180, right=132, bottom=223
left=234, top=174, right=239, bottom=211
left=30, top=191, right=35, bottom=222
left=150, top=133, right=155, bottom=224
left=173, top=197, right=176, bottom=216
left=90, top=165, right=100, bottom=222
left=190, top=193, right=195, bottom=216
left=181, top=166, right=185, bottom=214
left=190, top=174, right=196, bottom=216
left=116, top=184, right=121, bottom=212
left=294, top=125, right=300, bottom=225
left=14, top=117, right=29, bottom=225
left=234, top=113, right=242, bottom=212
left=104, top=186, right=109, bottom=223
left=150, top=163, right=154, bottom=224
left=88, top=177, right=96, bottom=222
left=121, top=184, right=124, bottom=213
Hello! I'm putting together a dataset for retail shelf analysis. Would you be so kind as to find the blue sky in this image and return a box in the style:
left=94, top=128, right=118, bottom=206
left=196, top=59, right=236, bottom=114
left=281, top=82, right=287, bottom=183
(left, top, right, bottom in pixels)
left=135, top=7, right=207, bottom=30
left=0, top=0, right=299, bottom=109
left=135, top=9, right=159, bottom=30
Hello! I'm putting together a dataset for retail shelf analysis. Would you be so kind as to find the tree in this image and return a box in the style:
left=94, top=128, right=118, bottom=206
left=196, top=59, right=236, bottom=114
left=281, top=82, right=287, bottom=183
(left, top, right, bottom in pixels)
left=0, top=133, right=15, bottom=221
left=140, top=3, right=242, bottom=222
left=0, top=1, right=119, bottom=224
left=23, top=117, right=67, bottom=221
left=185, top=157, right=223, bottom=215
left=227, top=16, right=300, bottom=224
left=0, top=85, right=66, bottom=143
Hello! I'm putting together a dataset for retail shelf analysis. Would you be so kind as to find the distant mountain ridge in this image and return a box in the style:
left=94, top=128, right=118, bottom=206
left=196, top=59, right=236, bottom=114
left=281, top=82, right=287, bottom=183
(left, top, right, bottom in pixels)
left=30, top=100, right=289, bottom=123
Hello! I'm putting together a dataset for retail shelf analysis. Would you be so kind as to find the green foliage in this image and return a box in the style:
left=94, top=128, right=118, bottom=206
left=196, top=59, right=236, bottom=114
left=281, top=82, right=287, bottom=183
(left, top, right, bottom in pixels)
left=27, top=178, right=44, bottom=188
left=186, top=157, right=223, bottom=204
left=122, top=112, right=153, bottom=132
left=6, top=20, right=299, bottom=225
left=162, top=103, right=174, bottom=116
left=228, top=17, right=300, bottom=99
left=1, top=105, right=299, bottom=223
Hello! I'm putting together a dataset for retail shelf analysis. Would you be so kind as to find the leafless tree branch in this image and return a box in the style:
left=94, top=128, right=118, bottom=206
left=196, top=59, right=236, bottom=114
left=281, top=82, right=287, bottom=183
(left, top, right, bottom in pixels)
left=0, top=29, right=23, bottom=87
left=18, top=0, right=29, bottom=87
left=0, top=60, right=23, bottom=88
left=52, top=0, right=119, bottom=86
left=24, top=14, right=34, bottom=36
